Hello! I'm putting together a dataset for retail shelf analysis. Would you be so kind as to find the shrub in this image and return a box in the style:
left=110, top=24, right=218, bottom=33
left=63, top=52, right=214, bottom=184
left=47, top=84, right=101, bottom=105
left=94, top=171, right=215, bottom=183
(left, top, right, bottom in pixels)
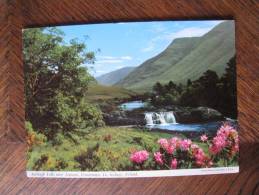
left=74, top=143, right=100, bottom=171
left=208, top=123, right=239, bottom=166
left=26, top=121, right=47, bottom=147
left=32, top=154, right=49, bottom=170
left=103, top=134, right=112, bottom=142
left=129, top=124, right=238, bottom=169
left=55, top=158, right=68, bottom=170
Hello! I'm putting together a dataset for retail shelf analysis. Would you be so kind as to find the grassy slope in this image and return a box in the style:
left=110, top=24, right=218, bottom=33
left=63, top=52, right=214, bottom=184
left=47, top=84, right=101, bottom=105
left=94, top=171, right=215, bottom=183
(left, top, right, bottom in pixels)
left=159, top=21, right=235, bottom=84
left=27, top=127, right=214, bottom=171
left=86, top=83, right=137, bottom=101
left=27, top=126, right=237, bottom=171
left=116, top=37, right=200, bottom=91
left=117, top=21, right=235, bottom=91
left=27, top=127, right=175, bottom=171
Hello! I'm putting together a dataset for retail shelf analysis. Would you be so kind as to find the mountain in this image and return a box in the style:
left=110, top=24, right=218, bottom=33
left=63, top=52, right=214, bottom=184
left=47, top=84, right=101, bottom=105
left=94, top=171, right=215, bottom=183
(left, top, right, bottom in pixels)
left=96, top=67, right=135, bottom=86
left=116, top=21, right=235, bottom=91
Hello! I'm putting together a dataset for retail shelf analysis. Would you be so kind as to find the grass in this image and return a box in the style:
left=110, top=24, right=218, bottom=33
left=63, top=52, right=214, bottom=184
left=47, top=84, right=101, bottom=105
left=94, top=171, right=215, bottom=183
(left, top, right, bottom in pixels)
left=27, top=127, right=177, bottom=171
left=86, top=83, right=136, bottom=102
left=27, top=126, right=237, bottom=171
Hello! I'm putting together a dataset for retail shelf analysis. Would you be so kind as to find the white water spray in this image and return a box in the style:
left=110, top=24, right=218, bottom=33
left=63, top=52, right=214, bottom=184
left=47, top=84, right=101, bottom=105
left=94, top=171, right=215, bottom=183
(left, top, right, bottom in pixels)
left=144, top=111, right=177, bottom=125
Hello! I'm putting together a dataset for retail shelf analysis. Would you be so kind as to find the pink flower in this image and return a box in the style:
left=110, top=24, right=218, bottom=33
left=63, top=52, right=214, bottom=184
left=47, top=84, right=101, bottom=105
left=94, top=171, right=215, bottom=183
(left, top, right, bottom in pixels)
left=208, top=124, right=237, bottom=156
left=191, top=147, right=212, bottom=167
left=208, top=160, right=213, bottom=167
left=158, top=138, right=169, bottom=150
left=209, top=134, right=227, bottom=154
left=154, top=152, right=163, bottom=165
left=191, top=144, right=199, bottom=151
left=169, top=137, right=179, bottom=146
left=171, top=158, right=177, bottom=169
left=200, top=134, right=208, bottom=142
left=180, top=139, right=192, bottom=151
left=233, top=143, right=239, bottom=153
left=130, top=150, right=149, bottom=164
left=194, top=148, right=205, bottom=161
left=217, top=124, right=237, bottom=139
left=166, top=144, right=175, bottom=154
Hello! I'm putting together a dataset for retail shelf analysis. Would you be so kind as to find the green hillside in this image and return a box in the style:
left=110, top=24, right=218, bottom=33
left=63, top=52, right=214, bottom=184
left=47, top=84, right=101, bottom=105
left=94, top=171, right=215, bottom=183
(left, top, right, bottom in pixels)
left=86, top=83, right=136, bottom=102
left=96, top=66, right=135, bottom=86
left=116, top=21, right=235, bottom=91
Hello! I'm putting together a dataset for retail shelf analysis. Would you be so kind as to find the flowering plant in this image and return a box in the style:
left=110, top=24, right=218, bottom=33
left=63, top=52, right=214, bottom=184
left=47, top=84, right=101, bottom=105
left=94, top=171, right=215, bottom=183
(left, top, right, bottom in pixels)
left=208, top=123, right=239, bottom=166
left=154, top=137, right=212, bottom=169
left=130, top=124, right=238, bottom=170
left=130, top=150, right=149, bottom=169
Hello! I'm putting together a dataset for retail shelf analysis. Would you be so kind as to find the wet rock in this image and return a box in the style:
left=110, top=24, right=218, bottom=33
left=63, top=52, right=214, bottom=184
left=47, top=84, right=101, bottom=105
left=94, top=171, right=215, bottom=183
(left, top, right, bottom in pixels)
left=175, top=106, right=224, bottom=123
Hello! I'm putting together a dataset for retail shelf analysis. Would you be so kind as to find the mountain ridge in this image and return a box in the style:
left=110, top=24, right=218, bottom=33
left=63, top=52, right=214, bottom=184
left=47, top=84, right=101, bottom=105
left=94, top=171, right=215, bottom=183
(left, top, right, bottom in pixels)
left=116, top=21, right=235, bottom=91
left=96, top=66, right=135, bottom=86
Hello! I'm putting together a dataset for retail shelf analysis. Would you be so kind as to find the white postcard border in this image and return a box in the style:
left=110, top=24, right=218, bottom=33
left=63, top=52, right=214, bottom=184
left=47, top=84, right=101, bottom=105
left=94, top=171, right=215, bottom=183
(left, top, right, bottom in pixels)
left=27, top=166, right=239, bottom=178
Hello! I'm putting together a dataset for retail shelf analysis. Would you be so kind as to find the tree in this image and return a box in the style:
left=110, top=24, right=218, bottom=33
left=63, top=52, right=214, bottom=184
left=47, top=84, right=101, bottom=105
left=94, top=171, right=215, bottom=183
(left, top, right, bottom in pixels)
left=23, top=28, right=103, bottom=140
left=187, top=79, right=192, bottom=87
left=218, top=56, right=237, bottom=118
left=166, top=81, right=177, bottom=91
left=152, top=82, right=165, bottom=95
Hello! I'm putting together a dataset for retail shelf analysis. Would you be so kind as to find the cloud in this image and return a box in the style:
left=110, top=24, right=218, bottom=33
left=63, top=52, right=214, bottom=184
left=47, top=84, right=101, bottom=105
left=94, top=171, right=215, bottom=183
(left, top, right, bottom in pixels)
left=141, top=44, right=155, bottom=52
left=120, top=56, right=132, bottom=60
left=96, top=70, right=106, bottom=73
left=150, top=23, right=167, bottom=34
left=96, top=55, right=132, bottom=62
left=164, top=27, right=212, bottom=40
left=97, top=56, right=116, bottom=60
left=141, top=26, right=214, bottom=53
left=92, top=55, right=133, bottom=75
left=141, top=36, right=162, bottom=53
left=95, top=59, right=123, bottom=64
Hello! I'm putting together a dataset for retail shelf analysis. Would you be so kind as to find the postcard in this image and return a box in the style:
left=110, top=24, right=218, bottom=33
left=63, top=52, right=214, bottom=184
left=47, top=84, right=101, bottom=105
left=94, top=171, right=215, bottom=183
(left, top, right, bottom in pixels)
left=24, top=20, right=238, bottom=178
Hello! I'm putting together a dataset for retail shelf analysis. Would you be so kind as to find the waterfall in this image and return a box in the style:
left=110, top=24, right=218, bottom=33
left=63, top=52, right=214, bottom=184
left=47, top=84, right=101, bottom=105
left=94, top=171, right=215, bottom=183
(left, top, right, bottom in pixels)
left=164, top=112, right=177, bottom=124
left=144, top=111, right=177, bottom=125
left=145, top=113, right=154, bottom=125
left=155, top=113, right=166, bottom=124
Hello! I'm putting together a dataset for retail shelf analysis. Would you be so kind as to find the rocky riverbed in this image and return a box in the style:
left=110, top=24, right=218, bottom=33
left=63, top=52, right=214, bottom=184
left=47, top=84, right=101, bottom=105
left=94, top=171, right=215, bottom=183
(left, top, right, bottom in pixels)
left=103, top=106, right=225, bottom=126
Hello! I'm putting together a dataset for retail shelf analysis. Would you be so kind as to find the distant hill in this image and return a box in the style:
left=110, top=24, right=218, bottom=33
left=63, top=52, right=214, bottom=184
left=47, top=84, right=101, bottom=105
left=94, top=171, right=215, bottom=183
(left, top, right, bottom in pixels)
left=116, top=21, right=235, bottom=91
left=96, top=67, right=135, bottom=86
left=86, top=83, right=136, bottom=102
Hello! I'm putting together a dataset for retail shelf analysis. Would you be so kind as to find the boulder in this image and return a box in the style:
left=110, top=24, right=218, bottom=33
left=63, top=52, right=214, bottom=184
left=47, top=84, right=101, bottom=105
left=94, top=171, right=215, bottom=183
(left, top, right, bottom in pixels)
left=175, top=106, right=224, bottom=123
left=103, top=110, right=145, bottom=126
left=102, top=105, right=224, bottom=126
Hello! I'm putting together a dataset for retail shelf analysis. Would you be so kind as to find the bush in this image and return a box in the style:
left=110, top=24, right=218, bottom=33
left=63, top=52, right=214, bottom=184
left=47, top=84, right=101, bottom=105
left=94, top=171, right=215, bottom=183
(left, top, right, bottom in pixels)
left=74, top=144, right=100, bottom=171
left=130, top=124, right=239, bottom=170
left=26, top=121, right=47, bottom=147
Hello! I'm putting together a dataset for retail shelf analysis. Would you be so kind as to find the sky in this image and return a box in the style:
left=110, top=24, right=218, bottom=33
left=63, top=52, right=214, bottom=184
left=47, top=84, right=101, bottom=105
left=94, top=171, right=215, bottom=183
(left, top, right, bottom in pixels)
left=58, top=20, right=224, bottom=77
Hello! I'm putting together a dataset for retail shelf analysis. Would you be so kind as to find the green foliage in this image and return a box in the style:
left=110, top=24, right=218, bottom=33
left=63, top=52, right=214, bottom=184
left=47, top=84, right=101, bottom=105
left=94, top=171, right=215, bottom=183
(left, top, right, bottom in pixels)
left=25, top=121, right=47, bottom=147
left=55, top=92, right=104, bottom=135
left=27, top=127, right=237, bottom=171
left=74, top=143, right=100, bottom=171
left=27, top=127, right=172, bottom=171
left=150, top=56, right=237, bottom=118
left=23, top=28, right=104, bottom=140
